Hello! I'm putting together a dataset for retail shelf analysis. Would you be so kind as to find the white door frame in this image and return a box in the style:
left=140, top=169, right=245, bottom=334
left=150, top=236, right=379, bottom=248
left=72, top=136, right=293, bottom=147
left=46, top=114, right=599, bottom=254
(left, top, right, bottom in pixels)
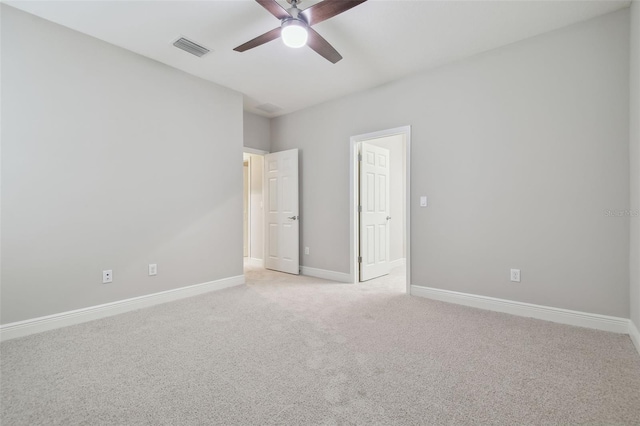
left=349, top=126, right=411, bottom=294
left=244, top=147, right=269, bottom=156
left=243, top=159, right=250, bottom=258
left=243, top=148, right=268, bottom=268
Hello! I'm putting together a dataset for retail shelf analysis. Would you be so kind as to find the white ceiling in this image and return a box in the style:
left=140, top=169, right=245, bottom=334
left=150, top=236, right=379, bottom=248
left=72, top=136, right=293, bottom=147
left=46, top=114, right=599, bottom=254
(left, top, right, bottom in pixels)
left=6, top=0, right=630, bottom=117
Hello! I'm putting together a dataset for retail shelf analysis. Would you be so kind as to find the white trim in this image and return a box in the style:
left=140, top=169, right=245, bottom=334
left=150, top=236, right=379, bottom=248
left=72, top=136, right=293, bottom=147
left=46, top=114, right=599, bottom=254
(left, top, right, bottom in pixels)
left=244, top=159, right=251, bottom=258
left=243, top=147, right=269, bottom=155
left=630, top=320, right=640, bottom=355
left=411, top=285, right=630, bottom=334
left=246, top=257, right=264, bottom=267
left=300, top=266, right=352, bottom=283
left=243, top=151, right=266, bottom=266
left=389, top=258, right=406, bottom=269
left=0, top=275, right=245, bottom=342
left=350, top=125, right=411, bottom=293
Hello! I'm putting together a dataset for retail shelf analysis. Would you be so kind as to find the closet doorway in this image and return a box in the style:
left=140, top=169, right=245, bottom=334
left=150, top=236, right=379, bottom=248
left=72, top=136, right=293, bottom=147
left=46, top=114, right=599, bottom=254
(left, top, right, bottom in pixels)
left=350, top=126, right=411, bottom=293
left=243, top=150, right=267, bottom=267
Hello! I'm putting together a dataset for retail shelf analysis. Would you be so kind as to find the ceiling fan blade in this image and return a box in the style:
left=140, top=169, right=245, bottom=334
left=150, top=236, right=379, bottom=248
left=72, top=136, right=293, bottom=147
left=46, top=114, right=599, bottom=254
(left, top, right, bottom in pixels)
left=301, top=0, right=367, bottom=26
left=256, top=0, right=291, bottom=20
left=233, top=27, right=282, bottom=52
left=307, top=27, right=342, bottom=64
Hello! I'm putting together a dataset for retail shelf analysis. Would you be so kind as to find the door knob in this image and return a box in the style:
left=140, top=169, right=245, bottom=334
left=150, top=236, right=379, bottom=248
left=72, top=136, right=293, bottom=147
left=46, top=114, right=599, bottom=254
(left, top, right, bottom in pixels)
left=288, top=216, right=299, bottom=220
left=386, top=216, right=391, bottom=220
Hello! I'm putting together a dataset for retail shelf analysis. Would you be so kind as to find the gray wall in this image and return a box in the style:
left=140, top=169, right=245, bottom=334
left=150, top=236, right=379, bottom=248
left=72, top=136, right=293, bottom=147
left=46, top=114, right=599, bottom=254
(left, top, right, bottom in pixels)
left=243, top=112, right=271, bottom=152
left=1, top=6, right=244, bottom=324
left=272, top=10, right=631, bottom=317
left=630, top=1, right=640, bottom=329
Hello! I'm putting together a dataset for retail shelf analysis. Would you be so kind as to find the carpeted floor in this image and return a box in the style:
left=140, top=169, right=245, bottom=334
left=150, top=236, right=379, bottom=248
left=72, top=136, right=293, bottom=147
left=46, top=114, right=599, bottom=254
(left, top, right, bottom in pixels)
left=1, top=264, right=639, bottom=425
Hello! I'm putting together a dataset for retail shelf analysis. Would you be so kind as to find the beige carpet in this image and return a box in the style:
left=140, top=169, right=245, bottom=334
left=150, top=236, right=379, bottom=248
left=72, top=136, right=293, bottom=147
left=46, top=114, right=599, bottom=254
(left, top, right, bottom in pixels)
left=1, top=264, right=639, bottom=425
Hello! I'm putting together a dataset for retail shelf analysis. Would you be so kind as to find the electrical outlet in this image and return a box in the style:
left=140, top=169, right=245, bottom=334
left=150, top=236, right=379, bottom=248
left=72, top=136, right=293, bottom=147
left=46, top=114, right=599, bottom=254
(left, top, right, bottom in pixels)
left=510, top=269, right=521, bottom=283
left=102, top=270, right=113, bottom=284
left=149, top=264, right=157, bottom=276
left=305, top=247, right=310, bottom=255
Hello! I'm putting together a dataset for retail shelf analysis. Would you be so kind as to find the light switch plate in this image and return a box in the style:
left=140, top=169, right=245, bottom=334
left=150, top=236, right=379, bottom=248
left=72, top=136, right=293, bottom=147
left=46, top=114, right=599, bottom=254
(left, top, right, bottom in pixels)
left=420, top=196, right=428, bottom=207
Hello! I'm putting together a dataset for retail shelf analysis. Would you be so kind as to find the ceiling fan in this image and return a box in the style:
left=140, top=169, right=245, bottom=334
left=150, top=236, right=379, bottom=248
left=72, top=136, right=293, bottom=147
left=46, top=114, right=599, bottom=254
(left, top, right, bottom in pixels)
left=233, top=0, right=367, bottom=64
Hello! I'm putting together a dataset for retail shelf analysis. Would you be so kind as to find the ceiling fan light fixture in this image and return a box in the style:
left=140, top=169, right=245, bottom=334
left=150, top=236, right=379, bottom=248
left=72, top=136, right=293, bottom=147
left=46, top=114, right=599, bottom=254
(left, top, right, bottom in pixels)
left=281, top=19, right=308, bottom=48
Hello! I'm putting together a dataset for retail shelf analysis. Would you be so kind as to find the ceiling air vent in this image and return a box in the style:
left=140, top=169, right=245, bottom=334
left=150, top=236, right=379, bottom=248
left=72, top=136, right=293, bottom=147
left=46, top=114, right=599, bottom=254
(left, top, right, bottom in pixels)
left=173, top=37, right=210, bottom=57
left=256, top=103, right=283, bottom=114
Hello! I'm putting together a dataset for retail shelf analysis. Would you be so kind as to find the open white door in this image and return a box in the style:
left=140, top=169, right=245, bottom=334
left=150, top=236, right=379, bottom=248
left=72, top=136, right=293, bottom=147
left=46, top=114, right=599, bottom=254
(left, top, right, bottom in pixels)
left=264, top=149, right=299, bottom=274
left=359, top=142, right=390, bottom=281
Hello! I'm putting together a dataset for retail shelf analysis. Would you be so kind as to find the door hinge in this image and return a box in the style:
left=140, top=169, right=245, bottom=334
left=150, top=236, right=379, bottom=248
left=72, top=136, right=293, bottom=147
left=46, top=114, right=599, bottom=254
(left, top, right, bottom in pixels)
left=358, top=205, right=362, bottom=213
left=358, top=153, right=362, bottom=162
left=358, top=256, right=362, bottom=263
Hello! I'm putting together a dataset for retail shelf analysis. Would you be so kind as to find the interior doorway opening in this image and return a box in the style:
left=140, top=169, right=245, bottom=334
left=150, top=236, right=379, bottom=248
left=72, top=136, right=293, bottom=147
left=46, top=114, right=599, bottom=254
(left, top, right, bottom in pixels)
left=350, top=126, right=411, bottom=293
left=243, top=149, right=267, bottom=268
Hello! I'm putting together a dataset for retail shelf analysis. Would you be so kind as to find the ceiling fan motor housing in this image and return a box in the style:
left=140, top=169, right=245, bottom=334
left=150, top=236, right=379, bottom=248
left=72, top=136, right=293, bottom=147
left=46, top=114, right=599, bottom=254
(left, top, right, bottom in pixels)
left=281, top=15, right=308, bottom=29
left=284, top=3, right=306, bottom=24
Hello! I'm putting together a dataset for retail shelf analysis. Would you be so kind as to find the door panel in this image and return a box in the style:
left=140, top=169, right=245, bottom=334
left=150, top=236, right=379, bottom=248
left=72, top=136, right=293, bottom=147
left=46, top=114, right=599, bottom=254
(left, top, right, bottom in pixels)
left=360, top=142, right=390, bottom=281
left=264, top=149, right=299, bottom=274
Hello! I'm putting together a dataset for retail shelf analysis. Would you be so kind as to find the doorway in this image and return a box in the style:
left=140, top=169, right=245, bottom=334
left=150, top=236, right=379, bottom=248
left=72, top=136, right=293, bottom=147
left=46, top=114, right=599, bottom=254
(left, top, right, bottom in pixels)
left=350, top=126, right=411, bottom=293
left=243, top=149, right=267, bottom=268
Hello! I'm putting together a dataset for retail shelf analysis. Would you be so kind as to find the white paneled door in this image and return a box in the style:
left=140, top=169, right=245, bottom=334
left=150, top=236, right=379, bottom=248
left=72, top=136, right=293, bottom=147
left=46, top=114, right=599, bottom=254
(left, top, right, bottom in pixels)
left=264, top=149, right=299, bottom=275
left=359, top=142, right=391, bottom=281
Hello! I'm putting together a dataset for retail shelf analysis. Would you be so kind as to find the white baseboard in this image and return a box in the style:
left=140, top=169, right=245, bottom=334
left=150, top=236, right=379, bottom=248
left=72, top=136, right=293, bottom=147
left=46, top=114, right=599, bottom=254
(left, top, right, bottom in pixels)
left=389, top=258, right=406, bottom=269
left=411, top=285, right=630, bottom=334
left=245, top=257, right=264, bottom=267
left=0, top=275, right=245, bottom=342
left=630, top=320, right=640, bottom=355
left=300, top=266, right=352, bottom=283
